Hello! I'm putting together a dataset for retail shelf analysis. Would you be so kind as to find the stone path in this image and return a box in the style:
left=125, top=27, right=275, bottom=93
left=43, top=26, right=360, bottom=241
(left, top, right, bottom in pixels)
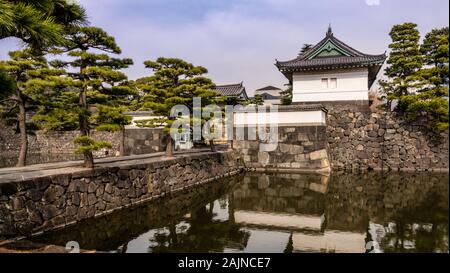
left=0, top=148, right=224, bottom=184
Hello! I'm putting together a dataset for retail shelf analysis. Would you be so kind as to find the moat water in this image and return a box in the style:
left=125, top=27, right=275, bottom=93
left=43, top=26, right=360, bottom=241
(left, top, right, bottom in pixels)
left=31, top=171, right=449, bottom=253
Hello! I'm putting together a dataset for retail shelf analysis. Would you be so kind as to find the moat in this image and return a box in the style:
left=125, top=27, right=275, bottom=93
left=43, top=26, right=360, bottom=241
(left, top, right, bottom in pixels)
left=29, top=171, right=449, bottom=253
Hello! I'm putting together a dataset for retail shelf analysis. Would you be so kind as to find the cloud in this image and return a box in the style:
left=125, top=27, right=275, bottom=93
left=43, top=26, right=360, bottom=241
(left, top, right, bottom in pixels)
left=366, top=0, right=381, bottom=6
left=94, top=1, right=313, bottom=95
left=2, top=0, right=448, bottom=95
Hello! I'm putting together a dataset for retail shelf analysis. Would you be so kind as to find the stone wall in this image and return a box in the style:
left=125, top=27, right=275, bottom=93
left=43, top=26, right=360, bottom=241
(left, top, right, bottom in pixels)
left=123, top=128, right=165, bottom=156
left=36, top=131, right=122, bottom=156
left=233, top=125, right=330, bottom=172
left=0, top=123, right=119, bottom=155
left=0, top=151, right=242, bottom=238
left=324, top=101, right=449, bottom=171
left=0, top=123, right=165, bottom=167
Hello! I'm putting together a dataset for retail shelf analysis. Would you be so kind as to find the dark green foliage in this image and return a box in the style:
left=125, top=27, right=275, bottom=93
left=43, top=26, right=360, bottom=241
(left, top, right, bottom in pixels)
left=0, top=0, right=87, bottom=51
left=134, top=57, right=223, bottom=130
left=298, top=43, right=313, bottom=56
left=280, top=86, right=292, bottom=105
left=0, top=70, right=15, bottom=100
left=35, top=26, right=134, bottom=167
left=0, top=50, right=63, bottom=130
left=73, top=135, right=112, bottom=154
left=380, top=22, right=423, bottom=100
left=133, top=57, right=224, bottom=153
left=0, top=49, right=67, bottom=166
left=421, top=27, right=449, bottom=86
left=230, top=97, right=248, bottom=106
left=380, top=23, right=449, bottom=133
left=251, top=94, right=264, bottom=105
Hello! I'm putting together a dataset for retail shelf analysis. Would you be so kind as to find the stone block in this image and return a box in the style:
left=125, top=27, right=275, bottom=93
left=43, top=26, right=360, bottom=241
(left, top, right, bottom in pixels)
left=41, top=204, right=59, bottom=220
left=279, top=143, right=291, bottom=153
left=11, top=196, right=25, bottom=210
left=290, top=145, right=304, bottom=154
left=309, top=149, right=328, bottom=161
left=26, top=189, right=43, bottom=201
left=44, top=185, right=65, bottom=203
left=297, top=133, right=309, bottom=142
left=295, top=154, right=308, bottom=162
left=321, top=159, right=330, bottom=168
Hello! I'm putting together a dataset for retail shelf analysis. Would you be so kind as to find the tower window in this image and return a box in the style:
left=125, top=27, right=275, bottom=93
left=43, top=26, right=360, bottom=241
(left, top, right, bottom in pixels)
left=330, top=78, right=337, bottom=88
left=321, top=78, right=337, bottom=89
left=321, top=78, right=328, bottom=88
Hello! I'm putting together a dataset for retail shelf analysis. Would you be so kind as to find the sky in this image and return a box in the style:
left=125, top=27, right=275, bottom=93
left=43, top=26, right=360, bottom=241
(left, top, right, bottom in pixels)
left=0, top=0, right=448, bottom=96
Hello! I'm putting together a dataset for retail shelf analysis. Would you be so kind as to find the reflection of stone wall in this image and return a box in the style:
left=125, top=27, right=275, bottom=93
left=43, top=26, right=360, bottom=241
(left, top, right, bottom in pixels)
left=0, top=151, right=242, bottom=238
left=325, top=172, right=449, bottom=233
left=233, top=126, right=330, bottom=171
left=30, top=175, right=242, bottom=251
left=232, top=172, right=328, bottom=215
left=325, top=102, right=449, bottom=171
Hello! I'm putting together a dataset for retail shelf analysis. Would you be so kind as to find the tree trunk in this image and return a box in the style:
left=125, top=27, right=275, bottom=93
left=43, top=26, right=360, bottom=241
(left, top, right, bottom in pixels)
left=79, top=89, right=93, bottom=168
left=16, top=93, right=27, bottom=167
left=119, top=125, right=125, bottom=156
left=165, top=136, right=174, bottom=157
left=210, top=139, right=216, bottom=152
left=79, top=57, right=94, bottom=168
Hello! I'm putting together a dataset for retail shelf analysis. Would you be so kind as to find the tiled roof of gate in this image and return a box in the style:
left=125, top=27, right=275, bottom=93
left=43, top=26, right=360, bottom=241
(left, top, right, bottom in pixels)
left=275, top=26, right=386, bottom=72
left=214, top=82, right=247, bottom=97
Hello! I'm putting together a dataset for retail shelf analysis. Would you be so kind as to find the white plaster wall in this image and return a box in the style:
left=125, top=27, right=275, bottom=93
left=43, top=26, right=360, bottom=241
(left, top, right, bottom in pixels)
left=292, top=68, right=369, bottom=102
left=262, top=99, right=281, bottom=105
left=234, top=110, right=326, bottom=126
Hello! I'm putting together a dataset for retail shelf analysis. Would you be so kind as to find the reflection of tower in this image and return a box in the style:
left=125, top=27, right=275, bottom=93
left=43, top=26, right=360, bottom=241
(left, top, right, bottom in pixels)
left=230, top=173, right=370, bottom=252
left=232, top=172, right=367, bottom=252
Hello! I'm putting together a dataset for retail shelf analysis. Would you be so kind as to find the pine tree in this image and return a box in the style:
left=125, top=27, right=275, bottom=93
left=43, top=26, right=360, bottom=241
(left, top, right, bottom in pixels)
left=0, top=0, right=87, bottom=50
left=134, top=57, right=223, bottom=156
left=0, top=50, right=66, bottom=166
left=37, top=27, right=135, bottom=168
left=280, top=86, right=292, bottom=105
left=407, top=27, right=449, bottom=132
left=421, top=27, right=449, bottom=87
left=379, top=22, right=423, bottom=107
left=298, top=43, right=313, bottom=57
left=252, top=94, right=264, bottom=105
left=380, top=23, right=449, bottom=133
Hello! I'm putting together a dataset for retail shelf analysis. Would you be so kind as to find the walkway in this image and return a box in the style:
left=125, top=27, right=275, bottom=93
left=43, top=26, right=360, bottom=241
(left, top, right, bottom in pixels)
left=0, top=148, right=226, bottom=184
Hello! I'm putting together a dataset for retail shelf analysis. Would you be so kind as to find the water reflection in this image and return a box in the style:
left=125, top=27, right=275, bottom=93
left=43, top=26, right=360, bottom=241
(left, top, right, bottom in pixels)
left=32, top=172, right=449, bottom=253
